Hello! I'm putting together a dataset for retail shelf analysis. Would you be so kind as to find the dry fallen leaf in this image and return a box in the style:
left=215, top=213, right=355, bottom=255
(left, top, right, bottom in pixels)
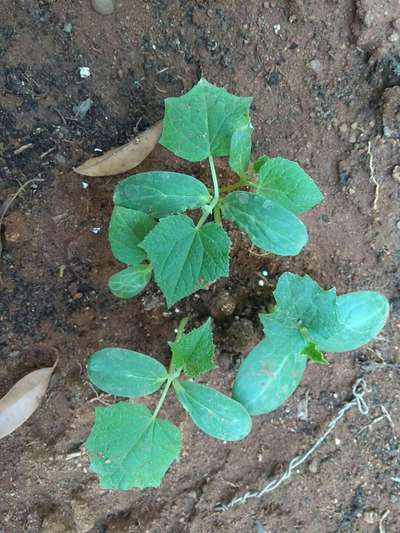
left=0, top=360, right=57, bottom=439
left=74, top=120, right=163, bottom=176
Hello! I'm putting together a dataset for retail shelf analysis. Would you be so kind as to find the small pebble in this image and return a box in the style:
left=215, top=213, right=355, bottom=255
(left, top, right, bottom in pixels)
left=349, top=132, right=357, bottom=143
left=92, top=0, right=114, bottom=15
left=63, top=22, right=73, bottom=33
left=310, top=59, right=322, bottom=73
left=339, top=123, right=348, bottom=134
left=363, top=510, right=379, bottom=524
left=388, top=33, right=400, bottom=42
left=392, top=165, right=400, bottom=183
left=54, top=153, right=66, bottom=167
left=392, top=18, right=400, bottom=31
left=91, top=227, right=101, bottom=235
left=79, top=67, right=91, bottom=79
left=351, top=121, right=358, bottom=130
left=258, top=280, right=265, bottom=287
left=273, top=23, right=281, bottom=34
left=308, top=458, right=320, bottom=474
left=73, top=98, right=93, bottom=119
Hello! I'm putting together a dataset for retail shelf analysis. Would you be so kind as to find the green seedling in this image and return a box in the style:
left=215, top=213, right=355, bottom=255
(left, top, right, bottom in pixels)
left=108, top=79, right=323, bottom=307
left=85, top=318, right=251, bottom=489
left=233, top=272, right=389, bottom=415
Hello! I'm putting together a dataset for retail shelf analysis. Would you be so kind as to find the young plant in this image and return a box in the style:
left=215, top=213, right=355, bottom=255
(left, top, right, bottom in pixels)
left=233, top=272, right=389, bottom=415
left=108, top=79, right=323, bottom=307
left=85, top=319, right=251, bottom=489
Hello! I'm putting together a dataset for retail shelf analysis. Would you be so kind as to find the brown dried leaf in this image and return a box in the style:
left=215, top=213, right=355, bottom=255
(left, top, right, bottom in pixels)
left=74, top=121, right=163, bottom=176
left=0, top=361, right=57, bottom=439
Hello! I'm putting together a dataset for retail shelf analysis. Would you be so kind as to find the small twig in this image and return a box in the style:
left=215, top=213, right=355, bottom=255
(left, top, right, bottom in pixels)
left=357, top=414, right=386, bottom=435
left=53, top=107, right=67, bottom=125
left=40, top=146, right=57, bottom=159
left=13, top=143, right=33, bottom=155
left=249, top=244, right=271, bottom=258
left=380, top=405, right=395, bottom=430
left=65, top=451, right=82, bottom=461
left=367, top=141, right=379, bottom=211
left=379, top=509, right=390, bottom=533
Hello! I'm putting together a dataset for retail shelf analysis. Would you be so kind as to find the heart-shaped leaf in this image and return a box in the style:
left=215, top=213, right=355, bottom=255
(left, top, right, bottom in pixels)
left=114, top=171, right=211, bottom=218
left=85, top=402, right=181, bottom=489
left=88, top=348, right=168, bottom=397
left=174, top=380, right=251, bottom=441
left=108, top=206, right=156, bottom=265
left=221, top=191, right=308, bottom=256
left=108, top=264, right=152, bottom=299
left=169, top=318, right=215, bottom=377
left=255, top=157, right=323, bottom=214
left=141, top=215, right=231, bottom=307
left=160, top=79, right=252, bottom=162
left=272, top=272, right=340, bottom=340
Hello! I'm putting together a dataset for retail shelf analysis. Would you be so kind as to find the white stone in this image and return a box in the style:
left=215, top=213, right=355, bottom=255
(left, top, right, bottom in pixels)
left=92, top=0, right=114, bottom=15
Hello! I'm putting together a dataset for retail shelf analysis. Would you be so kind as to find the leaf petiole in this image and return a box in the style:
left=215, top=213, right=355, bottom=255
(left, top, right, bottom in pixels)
left=151, top=376, right=174, bottom=420
left=219, top=176, right=255, bottom=195
left=175, top=317, right=189, bottom=342
left=152, top=316, right=192, bottom=420
left=196, top=155, right=220, bottom=228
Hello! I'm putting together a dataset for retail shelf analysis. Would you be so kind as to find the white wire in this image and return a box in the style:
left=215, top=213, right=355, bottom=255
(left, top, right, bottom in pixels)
left=215, top=379, right=369, bottom=512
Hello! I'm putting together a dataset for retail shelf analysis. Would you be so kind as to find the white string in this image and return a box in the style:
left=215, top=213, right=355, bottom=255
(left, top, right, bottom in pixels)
left=215, top=379, right=369, bottom=512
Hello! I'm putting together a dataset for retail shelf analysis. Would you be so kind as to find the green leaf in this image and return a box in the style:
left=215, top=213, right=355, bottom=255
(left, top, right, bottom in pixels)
left=252, top=155, right=269, bottom=174
left=174, top=380, right=251, bottom=441
left=301, top=341, right=329, bottom=364
left=229, top=125, right=252, bottom=176
left=260, top=311, right=306, bottom=351
left=169, top=318, right=215, bottom=377
left=113, top=171, right=211, bottom=218
left=140, top=215, right=230, bottom=307
left=108, top=264, right=152, bottom=299
left=221, top=191, right=308, bottom=256
left=272, top=272, right=340, bottom=340
left=233, top=338, right=307, bottom=415
left=160, top=78, right=252, bottom=162
left=108, top=206, right=156, bottom=266
left=312, top=291, right=389, bottom=353
left=85, top=402, right=181, bottom=489
left=88, top=347, right=168, bottom=397
left=255, top=157, right=323, bottom=214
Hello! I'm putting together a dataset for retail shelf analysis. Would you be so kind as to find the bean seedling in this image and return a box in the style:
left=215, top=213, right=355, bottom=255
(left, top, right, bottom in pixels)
left=85, top=318, right=251, bottom=489
left=233, top=272, right=389, bottom=414
left=108, top=79, right=323, bottom=306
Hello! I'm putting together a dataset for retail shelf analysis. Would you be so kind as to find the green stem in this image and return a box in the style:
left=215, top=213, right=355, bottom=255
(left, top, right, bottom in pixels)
left=175, top=317, right=189, bottom=342
left=219, top=176, right=256, bottom=194
left=152, top=318, right=189, bottom=421
left=214, top=204, right=222, bottom=224
left=151, top=377, right=173, bottom=420
left=196, top=155, right=220, bottom=228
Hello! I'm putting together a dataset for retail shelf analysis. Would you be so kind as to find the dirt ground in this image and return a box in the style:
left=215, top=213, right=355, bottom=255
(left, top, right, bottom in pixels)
left=1, top=0, right=400, bottom=531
